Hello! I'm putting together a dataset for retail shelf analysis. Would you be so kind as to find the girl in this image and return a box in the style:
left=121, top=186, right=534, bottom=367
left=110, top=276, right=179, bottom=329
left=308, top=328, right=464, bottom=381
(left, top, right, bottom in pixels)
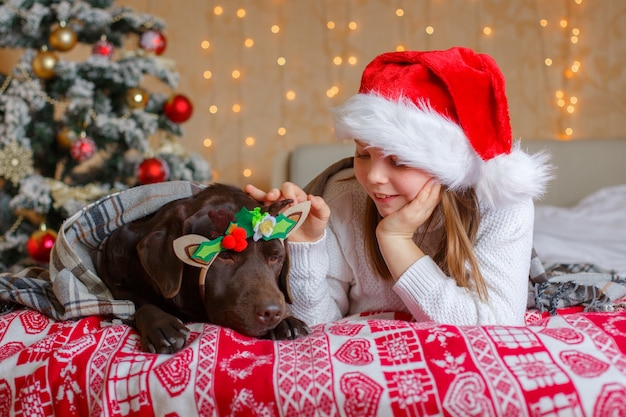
left=246, top=47, right=552, bottom=327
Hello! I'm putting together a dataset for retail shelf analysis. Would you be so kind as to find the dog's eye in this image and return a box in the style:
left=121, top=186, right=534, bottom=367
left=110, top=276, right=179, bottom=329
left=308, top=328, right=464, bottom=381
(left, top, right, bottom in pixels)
left=217, top=252, right=236, bottom=264
left=268, top=254, right=283, bottom=265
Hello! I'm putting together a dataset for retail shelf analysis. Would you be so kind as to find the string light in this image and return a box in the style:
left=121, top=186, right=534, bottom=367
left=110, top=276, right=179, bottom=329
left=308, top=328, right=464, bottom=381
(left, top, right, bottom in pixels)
left=201, top=1, right=589, bottom=184
left=539, top=0, right=583, bottom=140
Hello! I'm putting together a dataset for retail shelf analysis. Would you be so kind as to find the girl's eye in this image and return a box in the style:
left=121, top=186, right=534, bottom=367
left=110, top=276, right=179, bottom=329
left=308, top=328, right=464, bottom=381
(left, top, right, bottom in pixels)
left=390, top=157, right=407, bottom=168
left=354, top=150, right=370, bottom=159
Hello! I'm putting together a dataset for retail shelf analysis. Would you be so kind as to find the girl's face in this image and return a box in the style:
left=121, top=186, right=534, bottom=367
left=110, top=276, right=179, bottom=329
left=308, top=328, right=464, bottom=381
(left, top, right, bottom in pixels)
left=353, top=140, right=434, bottom=217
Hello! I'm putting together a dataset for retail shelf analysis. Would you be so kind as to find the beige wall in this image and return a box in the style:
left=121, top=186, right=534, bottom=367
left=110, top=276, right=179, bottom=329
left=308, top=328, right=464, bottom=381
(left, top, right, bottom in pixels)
left=3, top=0, right=626, bottom=190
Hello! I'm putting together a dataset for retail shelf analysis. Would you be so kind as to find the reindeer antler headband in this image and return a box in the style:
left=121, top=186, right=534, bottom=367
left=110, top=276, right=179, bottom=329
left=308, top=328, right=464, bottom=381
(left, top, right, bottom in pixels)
left=172, top=201, right=311, bottom=269
left=171, top=201, right=311, bottom=302
left=191, top=206, right=301, bottom=262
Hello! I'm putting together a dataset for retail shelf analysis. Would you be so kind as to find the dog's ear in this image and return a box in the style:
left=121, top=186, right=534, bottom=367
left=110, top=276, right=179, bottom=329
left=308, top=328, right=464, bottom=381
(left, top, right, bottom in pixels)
left=136, top=206, right=189, bottom=299
left=274, top=202, right=310, bottom=304
left=277, top=242, right=293, bottom=303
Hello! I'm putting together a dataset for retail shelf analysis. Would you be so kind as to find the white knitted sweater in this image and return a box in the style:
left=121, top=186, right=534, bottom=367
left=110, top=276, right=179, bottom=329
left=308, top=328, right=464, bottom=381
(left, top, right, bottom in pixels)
left=287, top=168, right=534, bottom=327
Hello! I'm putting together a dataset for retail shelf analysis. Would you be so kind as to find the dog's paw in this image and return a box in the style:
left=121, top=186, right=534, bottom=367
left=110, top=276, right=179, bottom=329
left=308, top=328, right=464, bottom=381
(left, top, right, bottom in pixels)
left=135, top=304, right=191, bottom=354
left=263, top=316, right=310, bottom=341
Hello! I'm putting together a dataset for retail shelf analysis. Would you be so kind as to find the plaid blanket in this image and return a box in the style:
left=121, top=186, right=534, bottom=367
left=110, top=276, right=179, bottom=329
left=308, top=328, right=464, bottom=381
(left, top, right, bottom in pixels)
left=530, top=260, right=626, bottom=314
left=1, top=178, right=625, bottom=321
left=0, top=181, right=206, bottom=321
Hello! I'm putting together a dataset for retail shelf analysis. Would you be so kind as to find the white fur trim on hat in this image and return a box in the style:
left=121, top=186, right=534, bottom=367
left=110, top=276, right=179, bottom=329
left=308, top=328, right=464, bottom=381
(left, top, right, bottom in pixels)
left=332, top=93, right=553, bottom=206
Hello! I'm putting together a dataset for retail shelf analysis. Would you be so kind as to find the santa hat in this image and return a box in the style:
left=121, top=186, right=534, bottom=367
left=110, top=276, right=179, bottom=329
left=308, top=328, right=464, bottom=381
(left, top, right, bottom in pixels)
left=332, top=47, right=552, bottom=206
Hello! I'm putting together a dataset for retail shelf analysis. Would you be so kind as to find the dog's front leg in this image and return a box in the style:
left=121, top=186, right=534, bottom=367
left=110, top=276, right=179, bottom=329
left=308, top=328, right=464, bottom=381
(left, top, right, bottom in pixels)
left=134, top=304, right=190, bottom=353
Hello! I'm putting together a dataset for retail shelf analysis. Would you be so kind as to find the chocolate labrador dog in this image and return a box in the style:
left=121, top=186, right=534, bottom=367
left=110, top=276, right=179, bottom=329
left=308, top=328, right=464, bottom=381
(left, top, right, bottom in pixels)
left=96, top=183, right=311, bottom=353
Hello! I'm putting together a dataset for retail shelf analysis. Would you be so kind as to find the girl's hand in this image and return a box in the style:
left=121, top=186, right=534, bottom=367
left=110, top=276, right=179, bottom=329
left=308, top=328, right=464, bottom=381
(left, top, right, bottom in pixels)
left=245, top=182, right=330, bottom=242
left=245, top=182, right=308, bottom=206
left=376, top=178, right=442, bottom=240
left=375, top=179, right=442, bottom=279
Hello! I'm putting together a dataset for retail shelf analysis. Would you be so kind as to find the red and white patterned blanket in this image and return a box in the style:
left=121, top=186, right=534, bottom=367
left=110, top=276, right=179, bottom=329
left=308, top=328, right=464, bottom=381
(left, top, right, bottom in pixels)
left=2, top=307, right=626, bottom=416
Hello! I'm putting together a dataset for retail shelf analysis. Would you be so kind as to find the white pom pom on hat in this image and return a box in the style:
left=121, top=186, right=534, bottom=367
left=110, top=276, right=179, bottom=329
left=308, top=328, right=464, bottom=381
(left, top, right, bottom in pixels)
left=332, top=46, right=553, bottom=207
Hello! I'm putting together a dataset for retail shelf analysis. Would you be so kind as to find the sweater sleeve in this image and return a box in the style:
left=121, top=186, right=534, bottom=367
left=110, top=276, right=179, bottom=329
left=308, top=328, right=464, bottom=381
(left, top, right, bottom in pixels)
left=393, top=199, right=534, bottom=326
left=286, top=227, right=354, bottom=326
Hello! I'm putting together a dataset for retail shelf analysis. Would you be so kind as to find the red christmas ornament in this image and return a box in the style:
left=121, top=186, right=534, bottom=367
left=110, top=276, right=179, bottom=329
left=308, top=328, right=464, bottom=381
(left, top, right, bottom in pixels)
left=92, top=38, right=115, bottom=58
left=140, top=30, right=167, bottom=55
left=137, top=157, right=170, bottom=184
left=163, top=94, right=193, bottom=123
left=27, top=229, right=58, bottom=263
left=70, top=135, right=97, bottom=162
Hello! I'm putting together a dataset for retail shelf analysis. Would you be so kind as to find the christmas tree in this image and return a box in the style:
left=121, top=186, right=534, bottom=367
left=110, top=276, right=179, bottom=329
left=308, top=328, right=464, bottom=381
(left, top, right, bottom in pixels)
left=0, top=0, right=212, bottom=271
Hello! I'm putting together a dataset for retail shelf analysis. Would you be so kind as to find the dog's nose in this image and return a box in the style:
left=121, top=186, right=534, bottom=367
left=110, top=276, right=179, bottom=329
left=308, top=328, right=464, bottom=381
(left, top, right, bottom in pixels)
left=257, top=304, right=283, bottom=327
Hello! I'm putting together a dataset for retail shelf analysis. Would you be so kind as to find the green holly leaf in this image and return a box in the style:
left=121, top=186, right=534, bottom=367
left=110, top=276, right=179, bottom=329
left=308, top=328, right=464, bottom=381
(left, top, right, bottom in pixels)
left=233, top=207, right=255, bottom=237
left=192, top=237, right=223, bottom=261
left=266, top=214, right=296, bottom=240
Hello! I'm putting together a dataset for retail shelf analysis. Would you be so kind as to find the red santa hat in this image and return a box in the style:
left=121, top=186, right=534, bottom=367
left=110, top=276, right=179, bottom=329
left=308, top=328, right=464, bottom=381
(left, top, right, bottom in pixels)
left=332, top=47, right=552, bottom=206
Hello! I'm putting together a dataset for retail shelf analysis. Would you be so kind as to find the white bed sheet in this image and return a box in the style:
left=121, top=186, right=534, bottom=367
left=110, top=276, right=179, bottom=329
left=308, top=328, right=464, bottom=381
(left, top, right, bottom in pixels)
left=534, top=184, right=626, bottom=276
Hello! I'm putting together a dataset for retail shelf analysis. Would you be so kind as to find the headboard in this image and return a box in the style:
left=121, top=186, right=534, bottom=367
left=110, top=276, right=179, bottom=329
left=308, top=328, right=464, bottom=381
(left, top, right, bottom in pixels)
left=272, top=139, right=626, bottom=207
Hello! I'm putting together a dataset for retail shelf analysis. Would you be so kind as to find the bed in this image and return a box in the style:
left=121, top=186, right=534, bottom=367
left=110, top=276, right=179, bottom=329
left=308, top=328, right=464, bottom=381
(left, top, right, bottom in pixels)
left=1, top=139, right=626, bottom=416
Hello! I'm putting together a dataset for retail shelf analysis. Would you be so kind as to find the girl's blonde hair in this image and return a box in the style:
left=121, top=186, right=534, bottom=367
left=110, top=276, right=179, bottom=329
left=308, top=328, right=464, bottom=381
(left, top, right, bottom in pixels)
left=364, top=187, right=488, bottom=301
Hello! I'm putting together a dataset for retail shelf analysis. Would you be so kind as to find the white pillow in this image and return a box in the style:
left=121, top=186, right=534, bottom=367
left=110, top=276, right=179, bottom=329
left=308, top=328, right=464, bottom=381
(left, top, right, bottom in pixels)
left=533, top=184, right=626, bottom=276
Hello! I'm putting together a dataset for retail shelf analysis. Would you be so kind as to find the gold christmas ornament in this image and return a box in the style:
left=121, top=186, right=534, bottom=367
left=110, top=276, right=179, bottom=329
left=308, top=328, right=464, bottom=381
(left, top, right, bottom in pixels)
left=32, top=50, right=58, bottom=79
left=49, top=25, right=77, bottom=52
left=126, top=87, right=150, bottom=109
left=56, top=126, right=78, bottom=149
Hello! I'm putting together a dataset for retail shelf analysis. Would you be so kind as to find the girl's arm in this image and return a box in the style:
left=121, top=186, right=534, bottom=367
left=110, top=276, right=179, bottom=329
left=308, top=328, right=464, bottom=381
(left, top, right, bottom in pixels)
left=286, top=228, right=353, bottom=326
left=393, top=200, right=534, bottom=325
